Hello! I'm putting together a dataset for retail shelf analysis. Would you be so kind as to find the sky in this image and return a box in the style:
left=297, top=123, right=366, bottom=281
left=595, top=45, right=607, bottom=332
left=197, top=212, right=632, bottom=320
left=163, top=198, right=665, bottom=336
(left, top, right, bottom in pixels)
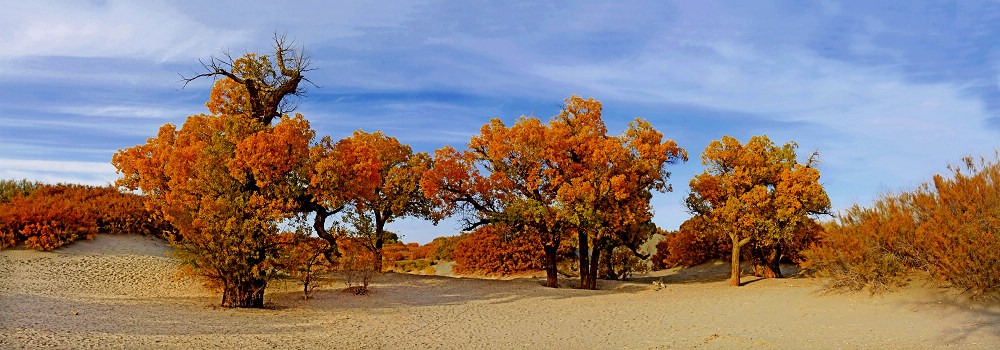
left=2, top=1, right=999, bottom=244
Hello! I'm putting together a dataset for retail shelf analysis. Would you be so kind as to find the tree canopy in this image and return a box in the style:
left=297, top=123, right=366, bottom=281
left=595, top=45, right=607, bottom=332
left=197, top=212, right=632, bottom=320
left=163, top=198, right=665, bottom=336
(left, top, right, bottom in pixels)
left=422, top=96, right=686, bottom=288
left=686, top=135, right=830, bottom=286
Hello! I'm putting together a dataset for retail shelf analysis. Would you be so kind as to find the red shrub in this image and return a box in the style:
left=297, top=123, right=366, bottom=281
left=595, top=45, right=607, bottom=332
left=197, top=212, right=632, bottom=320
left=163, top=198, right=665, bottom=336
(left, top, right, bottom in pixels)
left=803, top=155, right=1000, bottom=299
left=0, top=193, right=96, bottom=250
left=451, top=225, right=545, bottom=275
left=651, top=217, right=730, bottom=270
left=0, top=183, right=171, bottom=251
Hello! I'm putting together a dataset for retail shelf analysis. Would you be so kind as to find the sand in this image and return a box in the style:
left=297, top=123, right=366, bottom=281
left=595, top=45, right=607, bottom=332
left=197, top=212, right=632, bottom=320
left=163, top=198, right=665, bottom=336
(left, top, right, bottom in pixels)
left=1, top=235, right=998, bottom=349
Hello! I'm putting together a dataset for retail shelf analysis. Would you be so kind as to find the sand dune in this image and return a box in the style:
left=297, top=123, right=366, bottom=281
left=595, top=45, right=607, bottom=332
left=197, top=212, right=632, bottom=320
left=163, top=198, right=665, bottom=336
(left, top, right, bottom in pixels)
left=1, top=235, right=998, bottom=349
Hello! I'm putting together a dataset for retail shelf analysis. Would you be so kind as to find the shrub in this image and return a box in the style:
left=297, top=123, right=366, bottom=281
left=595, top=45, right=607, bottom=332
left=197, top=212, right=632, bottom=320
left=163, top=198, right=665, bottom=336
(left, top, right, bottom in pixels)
left=274, top=232, right=335, bottom=300
left=411, top=241, right=437, bottom=260
left=452, top=225, right=545, bottom=275
left=431, top=234, right=463, bottom=261
left=339, top=239, right=378, bottom=295
left=801, top=218, right=911, bottom=294
left=0, top=179, right=39, bottom=202
left=651, top=218, right=730, bottom=270
left=389, top=259, right=433, bottom=274
left=0, top=193, right=96, bottom=250
left=803, top=155, right=1000, bottom=299
left=0, top=183, right=171, bottom=250
left=599, top=246, right=650, bottom=280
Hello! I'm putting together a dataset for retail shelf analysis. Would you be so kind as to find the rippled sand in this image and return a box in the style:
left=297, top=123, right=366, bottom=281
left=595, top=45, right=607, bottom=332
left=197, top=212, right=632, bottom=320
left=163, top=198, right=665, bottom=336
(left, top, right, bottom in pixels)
left=1, top=235, right=997, bottom=349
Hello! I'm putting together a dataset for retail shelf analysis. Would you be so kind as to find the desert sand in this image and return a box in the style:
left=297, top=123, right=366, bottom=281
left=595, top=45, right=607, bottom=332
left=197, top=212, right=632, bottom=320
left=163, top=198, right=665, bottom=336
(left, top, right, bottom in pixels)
left=1, top=235, right=998, bottom=349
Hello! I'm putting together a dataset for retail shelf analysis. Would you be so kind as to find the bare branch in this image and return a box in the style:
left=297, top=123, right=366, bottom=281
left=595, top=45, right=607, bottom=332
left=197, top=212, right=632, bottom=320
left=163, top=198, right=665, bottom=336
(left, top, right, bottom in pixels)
left=178, top=33, right=314, bottom=125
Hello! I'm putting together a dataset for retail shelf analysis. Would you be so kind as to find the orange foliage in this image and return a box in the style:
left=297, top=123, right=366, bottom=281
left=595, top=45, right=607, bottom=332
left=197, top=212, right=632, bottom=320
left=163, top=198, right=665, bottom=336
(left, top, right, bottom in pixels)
left=313, top=130, right=432, bottom=272
left=804, top=155, right=1000, bottom=299
left=651, top=217, right=731, bottom=269
left=112, top=52, right=320, bottom=308
left=0, top=184, right=168, bottom=251
left=422, top=96, right=685, bottom=288
left=336, top=237, right=378, bottom=294
left=687, top=135, right=830, bottom=286
left=451, top=226, right=546, bottom=275
left=274, top=232, right=334, bottom=299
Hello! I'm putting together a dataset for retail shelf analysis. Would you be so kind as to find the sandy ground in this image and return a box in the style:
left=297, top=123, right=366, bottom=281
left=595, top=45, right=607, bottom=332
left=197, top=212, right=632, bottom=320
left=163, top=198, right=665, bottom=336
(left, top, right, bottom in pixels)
left=1, top=235, right=998, bottom=349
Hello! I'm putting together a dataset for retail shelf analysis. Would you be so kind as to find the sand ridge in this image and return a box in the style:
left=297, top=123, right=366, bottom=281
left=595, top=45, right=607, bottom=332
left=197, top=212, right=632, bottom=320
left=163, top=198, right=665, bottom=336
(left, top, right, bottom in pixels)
left=1, top=234, right=998, bottom=349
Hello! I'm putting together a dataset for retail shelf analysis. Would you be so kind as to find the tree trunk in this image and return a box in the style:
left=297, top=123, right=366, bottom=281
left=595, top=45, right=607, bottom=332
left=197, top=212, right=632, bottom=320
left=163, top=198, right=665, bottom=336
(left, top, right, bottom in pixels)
left=730, top=235, right=751, bottom=287
left=543, top=244, right=559, bottom=288
left=578, top=230, right=590, bottom=289
left=730, top=242, right=741, bottom=286
left=373, top=237, right=384, bottom=273
left=302, top=273, right=311, bottom=300
left=586, top=241, right=602, bottom=289
left=220, top=277, right=267, bottom=308
left=310, top=205, right=341, bottom=264
left=374, top=215, right=386, bottom=273
left=761, top=244, right=783, bottom=279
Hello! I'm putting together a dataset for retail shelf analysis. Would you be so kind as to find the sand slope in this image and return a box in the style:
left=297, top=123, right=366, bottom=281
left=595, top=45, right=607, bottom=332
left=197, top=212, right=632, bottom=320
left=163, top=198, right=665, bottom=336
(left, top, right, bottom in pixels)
left=1, top=235, right=998, bottom=349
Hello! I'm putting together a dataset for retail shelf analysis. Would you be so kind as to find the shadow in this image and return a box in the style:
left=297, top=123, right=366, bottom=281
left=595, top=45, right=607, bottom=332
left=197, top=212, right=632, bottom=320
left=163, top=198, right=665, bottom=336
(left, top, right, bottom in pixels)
left=631, top=260, right=803, bottom=285
left=896, top=292, right=1000, bottom=343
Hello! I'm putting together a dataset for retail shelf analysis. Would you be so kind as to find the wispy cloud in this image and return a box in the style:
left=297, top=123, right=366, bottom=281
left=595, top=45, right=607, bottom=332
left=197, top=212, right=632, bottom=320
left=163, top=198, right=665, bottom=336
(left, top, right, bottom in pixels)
left=0, top=1, right=249, bottom=62
left=3, top=1, right=999, bottom=242
left=0, top=158, right=117, bottom=186
left=49, top=105, right=188, bottom=119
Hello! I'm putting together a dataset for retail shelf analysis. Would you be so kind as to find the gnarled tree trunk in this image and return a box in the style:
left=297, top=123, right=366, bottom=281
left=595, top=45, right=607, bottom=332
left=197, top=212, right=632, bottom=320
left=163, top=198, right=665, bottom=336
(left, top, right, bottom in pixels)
left=221, top=277, right=268, bottom=308
left=761, top=244, right=783, bottom=278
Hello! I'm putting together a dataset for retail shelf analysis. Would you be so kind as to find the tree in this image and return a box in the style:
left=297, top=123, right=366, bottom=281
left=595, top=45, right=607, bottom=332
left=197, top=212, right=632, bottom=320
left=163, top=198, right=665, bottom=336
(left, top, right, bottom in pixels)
left=113, top=40, right=319, bottom=307
left=421, top=113, right=567, bottom=287
left=421, top=96, right=685, bottom=288
left=550, top=101, right=686, bottom=289
left=274, top=231, right=334, bottom=300
left=686, top=135, right=830, bottom=286
left=331, top=130, right=433, bottom=272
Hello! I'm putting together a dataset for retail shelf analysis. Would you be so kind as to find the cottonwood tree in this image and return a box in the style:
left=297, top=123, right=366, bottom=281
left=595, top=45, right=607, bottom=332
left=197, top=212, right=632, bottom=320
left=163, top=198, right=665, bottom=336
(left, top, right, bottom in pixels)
left=183, top=34, right=312, bottom=126
left=421, top=113, right=566, bottom=286
left=686, top=135, right=830, bottom=286
left=549, top=98, right=686, bottom=289
left=329, top=130, right=433, bottom=272
left=421, top=96, right=685, bottom=288
left=113, top=38, right=335, bottom=307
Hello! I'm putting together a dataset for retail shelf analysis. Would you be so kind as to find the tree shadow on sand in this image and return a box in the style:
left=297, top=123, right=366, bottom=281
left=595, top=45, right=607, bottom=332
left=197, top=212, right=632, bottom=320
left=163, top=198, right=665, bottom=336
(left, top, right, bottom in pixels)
left=900, top=294, right=1000, bottom=343
left=629, top=260, right=808, bottom=286
left=275, top=261, right=816, bottom=310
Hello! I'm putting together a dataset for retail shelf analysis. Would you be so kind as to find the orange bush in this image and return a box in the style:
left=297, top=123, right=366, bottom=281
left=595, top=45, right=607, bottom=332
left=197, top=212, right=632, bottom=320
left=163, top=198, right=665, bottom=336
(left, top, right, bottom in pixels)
left=274, top=232, right=334, bottom=299
left=0, top=192, right=96, bottom=250
left=0, top=183, right=169, bottom=250
left=451, top=225, right=545, bottom=275
left=803, top=155, right=1000, bottom=299
left=651, top=218, right=730, bottom=270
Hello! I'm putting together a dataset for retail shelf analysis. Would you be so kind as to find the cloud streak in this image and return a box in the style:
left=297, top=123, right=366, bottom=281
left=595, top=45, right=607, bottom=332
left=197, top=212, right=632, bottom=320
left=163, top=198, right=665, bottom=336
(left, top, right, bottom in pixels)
left=0, top=159, right=117, bottom=186
left=3, top=1, right=999, bottom=242
left=0, top=1, right=249, bottom=62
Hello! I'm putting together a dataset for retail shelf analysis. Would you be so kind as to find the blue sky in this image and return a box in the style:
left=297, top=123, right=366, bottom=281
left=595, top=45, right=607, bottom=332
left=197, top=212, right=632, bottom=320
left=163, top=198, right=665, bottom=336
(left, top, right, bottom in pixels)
left=2, top=1, right=998, bottom=243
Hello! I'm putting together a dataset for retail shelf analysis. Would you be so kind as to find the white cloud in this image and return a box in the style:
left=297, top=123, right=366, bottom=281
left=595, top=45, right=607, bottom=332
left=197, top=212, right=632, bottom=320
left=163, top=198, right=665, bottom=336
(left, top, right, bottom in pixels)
left=49, top=105, right=187, bottom=119
left=531, top=40, right=997, bottom=210
left=0, top=159, right=117, bottom=186
left=0, top=116, right=170, bottom=137
left=0, top=0, right=249, bottom=61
